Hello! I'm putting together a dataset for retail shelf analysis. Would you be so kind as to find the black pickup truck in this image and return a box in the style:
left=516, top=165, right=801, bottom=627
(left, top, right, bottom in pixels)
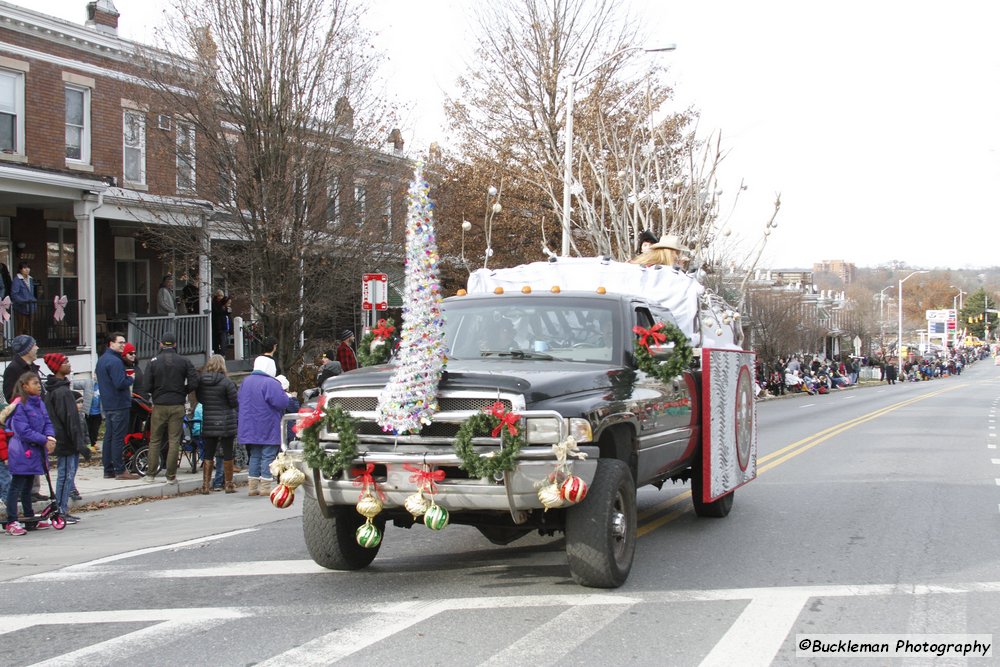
left=286, top=289, right=742, bottom=588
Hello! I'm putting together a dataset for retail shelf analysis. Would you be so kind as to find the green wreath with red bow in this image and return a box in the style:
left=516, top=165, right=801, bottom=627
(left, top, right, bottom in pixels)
left=357, top=318, right=398, bottom=367
left=296, top=396, right=359, bottom=477
left=453, top=401, right=525, bottom=478
left=632, top=321, right=694, bottom=383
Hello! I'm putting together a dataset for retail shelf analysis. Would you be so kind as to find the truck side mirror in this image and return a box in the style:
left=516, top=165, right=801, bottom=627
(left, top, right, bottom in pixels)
left=648, top=342, right=676, bottom=360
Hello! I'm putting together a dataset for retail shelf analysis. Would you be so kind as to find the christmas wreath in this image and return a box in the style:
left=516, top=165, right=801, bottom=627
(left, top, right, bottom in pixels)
left=357, top=318, right=398, bottom=367
left=632, top=321, right=694, bottom=383
left=453, top=402, right=525, bottom=478
left=297, top=397, right=359, bottom=478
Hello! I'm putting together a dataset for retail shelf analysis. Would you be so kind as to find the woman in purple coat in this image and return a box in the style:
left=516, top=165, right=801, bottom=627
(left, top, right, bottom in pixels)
left=5, top=372, right=55, bottom=535
left=237, top=356, right=289, bottom=497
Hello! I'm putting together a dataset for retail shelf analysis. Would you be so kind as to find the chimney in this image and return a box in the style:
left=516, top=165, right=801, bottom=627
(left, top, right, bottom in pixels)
left=388, top=128, right=404, bottom=155
left=86, top=0, right=120, bottom=36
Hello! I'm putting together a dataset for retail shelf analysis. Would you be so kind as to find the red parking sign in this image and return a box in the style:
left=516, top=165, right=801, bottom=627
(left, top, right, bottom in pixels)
left=362, top=273, right=388, bottom=310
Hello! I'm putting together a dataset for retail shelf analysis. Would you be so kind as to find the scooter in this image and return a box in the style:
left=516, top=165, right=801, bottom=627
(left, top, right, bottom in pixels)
left=19, top=466, right=67, bottom=531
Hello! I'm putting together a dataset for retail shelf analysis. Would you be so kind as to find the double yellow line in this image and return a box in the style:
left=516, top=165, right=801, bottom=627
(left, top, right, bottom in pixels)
left=636, top=383, right=965, bottom=537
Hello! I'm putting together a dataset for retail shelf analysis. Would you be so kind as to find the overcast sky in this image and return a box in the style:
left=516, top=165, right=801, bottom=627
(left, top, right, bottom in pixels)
left=10, top=0, right=1000, bottom=270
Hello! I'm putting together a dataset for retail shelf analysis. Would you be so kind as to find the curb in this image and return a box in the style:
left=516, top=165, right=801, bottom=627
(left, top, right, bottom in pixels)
left=66, top=471, right=251, bottom=507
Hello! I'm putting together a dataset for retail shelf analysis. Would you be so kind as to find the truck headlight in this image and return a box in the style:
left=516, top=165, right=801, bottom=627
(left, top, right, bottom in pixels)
left=525, top=417, right=561, bottom=444
left=568, top=418, right=593, bottom=443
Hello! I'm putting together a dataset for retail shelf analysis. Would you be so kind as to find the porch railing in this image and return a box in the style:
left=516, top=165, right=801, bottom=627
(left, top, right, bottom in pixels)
left=126, top=313, right=210, bottom=361
left=1, top=298, right=84, bottom=355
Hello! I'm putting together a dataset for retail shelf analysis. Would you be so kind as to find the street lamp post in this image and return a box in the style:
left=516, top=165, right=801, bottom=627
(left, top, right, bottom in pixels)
left=950, top=286, right=966, bottom=348
left=897, top=270, right=928, bottom=376
left=878, top=285, right=893, bottom=351
left=561, top=44, right=676, bottom=257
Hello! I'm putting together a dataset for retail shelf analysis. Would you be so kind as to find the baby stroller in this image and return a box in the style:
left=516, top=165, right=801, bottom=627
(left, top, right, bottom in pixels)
left=19, top=461, right=68, bottom=531
left=123, top=393, right=153, bottom=475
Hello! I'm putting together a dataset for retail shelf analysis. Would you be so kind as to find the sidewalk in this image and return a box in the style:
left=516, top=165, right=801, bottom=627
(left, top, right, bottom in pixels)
left=68, top=463, right=250, bottom=508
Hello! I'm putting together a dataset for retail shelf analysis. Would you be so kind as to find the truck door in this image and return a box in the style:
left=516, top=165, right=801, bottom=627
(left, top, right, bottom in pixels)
left=631, top=304, right=694, bottom=482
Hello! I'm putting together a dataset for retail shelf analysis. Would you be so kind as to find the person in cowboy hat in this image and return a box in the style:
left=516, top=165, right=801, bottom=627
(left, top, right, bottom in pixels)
left=630, top=234, right=689, bottom=269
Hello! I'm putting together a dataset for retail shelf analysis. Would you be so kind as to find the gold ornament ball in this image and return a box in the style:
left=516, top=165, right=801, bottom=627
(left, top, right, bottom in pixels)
left=356, top=493, right=384, bottom=519
left=537, top=483, right=564, bottom=510
left=279, top=467, right=306, bottom=490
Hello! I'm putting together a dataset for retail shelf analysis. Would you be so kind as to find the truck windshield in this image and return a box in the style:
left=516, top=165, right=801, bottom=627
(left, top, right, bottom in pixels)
left=443, top=297, right=619, bottom=363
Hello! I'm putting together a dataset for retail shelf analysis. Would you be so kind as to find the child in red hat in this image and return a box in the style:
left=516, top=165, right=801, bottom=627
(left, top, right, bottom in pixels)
left=43, top=353, right=85, bottom=524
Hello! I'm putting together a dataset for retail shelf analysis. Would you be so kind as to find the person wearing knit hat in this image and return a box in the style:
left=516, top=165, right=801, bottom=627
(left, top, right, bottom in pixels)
left=43, top=353, right=84, bottom=524
left=336, top=329, right=358, bottom=372
left=3, top=334, right=40, bottom=402
left=121, top=343, right=145, bottom=399
left=238, top=352, right=289, bottom=497
left=43, top=353, right=68, bottom=374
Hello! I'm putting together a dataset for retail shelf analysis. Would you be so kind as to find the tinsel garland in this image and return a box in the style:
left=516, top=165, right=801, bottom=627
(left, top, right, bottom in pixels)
left=632, top=321, right=694, bottom=383
left=376, top=163, right=447, bottom=434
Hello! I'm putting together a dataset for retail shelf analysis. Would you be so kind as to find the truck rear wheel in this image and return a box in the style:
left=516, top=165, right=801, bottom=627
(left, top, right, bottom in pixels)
left=690, top=462, right=734, bottom=518
left=303, top=493, right=384, bottom=570
left=565, top=459, right=636, bottom=588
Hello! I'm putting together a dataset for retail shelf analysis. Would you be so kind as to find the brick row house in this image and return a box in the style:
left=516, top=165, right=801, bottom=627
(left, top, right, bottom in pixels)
left=0, top=0, right=410, bottom=376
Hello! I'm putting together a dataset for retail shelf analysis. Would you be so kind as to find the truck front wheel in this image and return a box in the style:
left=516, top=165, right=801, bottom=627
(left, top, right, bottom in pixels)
left=565, top=459, right=636, bottom=588
left=303, top=493, right=384, bottom=570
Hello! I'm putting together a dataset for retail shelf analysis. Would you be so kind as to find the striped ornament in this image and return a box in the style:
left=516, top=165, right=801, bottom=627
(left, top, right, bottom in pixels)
left=269, top=484, right=295, bottom=509
left=424, top=504, right=450, bottom=531
left=559, top=475, right=588, bottom=504
left=355, top=520, right=382, bottom=548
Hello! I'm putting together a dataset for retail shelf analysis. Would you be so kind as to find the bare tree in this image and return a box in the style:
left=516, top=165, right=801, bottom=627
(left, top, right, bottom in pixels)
left=440, top=0, right=781, bottom=312
left=135, top=0, right=407, bottom=370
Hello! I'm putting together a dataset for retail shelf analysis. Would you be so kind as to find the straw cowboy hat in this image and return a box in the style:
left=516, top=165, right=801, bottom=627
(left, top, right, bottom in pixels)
left=650, top=234, right=689, bottom=254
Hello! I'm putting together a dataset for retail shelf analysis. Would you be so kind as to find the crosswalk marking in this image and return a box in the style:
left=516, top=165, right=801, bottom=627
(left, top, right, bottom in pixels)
left=699, top=592, right=810, bottom=667
left=63, top=528, right=259, bottom=570
left=25, top=559, right=331, bottom=581
left=479, top=602, right=634, bottom=666
left=257, top=601, right=448, bottom=666
left=28, top=617, right=232, bottom=667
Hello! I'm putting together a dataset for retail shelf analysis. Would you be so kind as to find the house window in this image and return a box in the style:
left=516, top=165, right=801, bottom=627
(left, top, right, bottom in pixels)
left=218, top=168, right=235, bottom=205
left=123, top=110, right=146, bottom=185
left=383, top=194, right=392, bottom=231
left=354, top=183, right=366, bottom=225
left=0, top=69, right=24, bottom=155
left=326, top=179, right=340, bottom=223
left=46, top=225, right=78, bottom=304
left=65, top=85, right=91, bottom=163
left=115, top=260, right=149, bottom=314
left=176, top=122, right=196, bottom=192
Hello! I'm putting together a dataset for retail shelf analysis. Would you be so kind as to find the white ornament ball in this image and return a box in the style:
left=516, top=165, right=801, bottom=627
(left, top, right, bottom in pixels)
left=492, top=203, right=502, bottom=214
left=404, top=492, right=430, bottom=517
left=537, top=483, right=564, bottom=510
left=462, top=220, right=472, bottom=231
left=488, top=186, right=497, bottom=197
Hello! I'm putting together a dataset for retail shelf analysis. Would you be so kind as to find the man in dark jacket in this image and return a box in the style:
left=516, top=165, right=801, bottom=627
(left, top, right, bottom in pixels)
left=140, top=332, right=198, bottom=483
left=95, top=331, right=137, bottom=479
left=3, top=334, right=41, bottom=401
left=316, top=350, right=342, bottom=387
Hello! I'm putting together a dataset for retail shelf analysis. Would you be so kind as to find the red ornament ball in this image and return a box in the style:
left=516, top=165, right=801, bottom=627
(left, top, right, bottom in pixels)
left=270, top=483, right=295, bottom=509
left=560, top=475, right=588, bottom=504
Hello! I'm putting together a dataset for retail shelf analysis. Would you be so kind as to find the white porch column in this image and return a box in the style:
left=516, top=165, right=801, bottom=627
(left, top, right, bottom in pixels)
left=73, top=193, right=101, bottom=367
left=200, top=213, right=212, bottom=355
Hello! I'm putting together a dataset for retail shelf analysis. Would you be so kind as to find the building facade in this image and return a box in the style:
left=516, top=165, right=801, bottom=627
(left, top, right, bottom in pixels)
left=0, top=0, right=409, bottom=376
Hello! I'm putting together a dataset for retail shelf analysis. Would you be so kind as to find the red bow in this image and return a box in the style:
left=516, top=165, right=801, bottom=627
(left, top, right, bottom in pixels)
left=292, top=395, right=326, bottom=434
left=351, top=463, right=385, bottom=500
left=404, top=464, right=446, bottom=494
left=486, top=401, right=519, bottom=438
left=373, top=319, right=395, bottom=340
left=633, top=322, right=667, bottom=351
